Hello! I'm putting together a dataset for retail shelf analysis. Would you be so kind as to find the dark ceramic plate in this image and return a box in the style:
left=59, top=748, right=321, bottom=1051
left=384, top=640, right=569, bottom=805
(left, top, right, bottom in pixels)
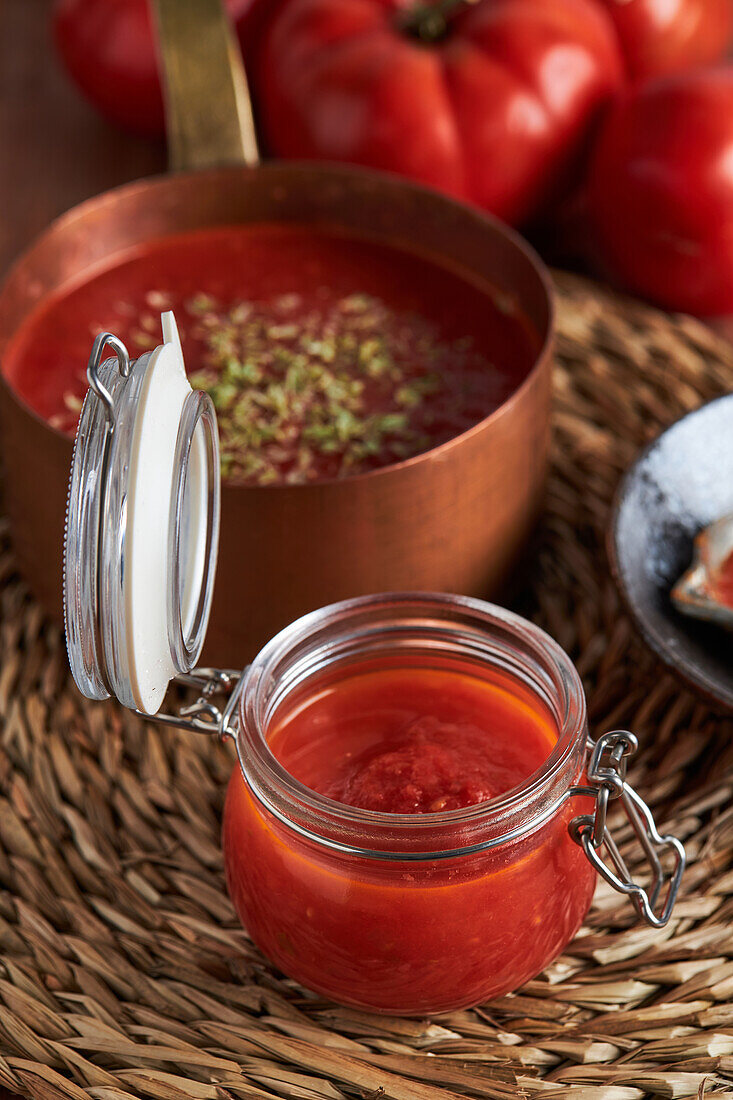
left=609, top=394, right=733, bottom=712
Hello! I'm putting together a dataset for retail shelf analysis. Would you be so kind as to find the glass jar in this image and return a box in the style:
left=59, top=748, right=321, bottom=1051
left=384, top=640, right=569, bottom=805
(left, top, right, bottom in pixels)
left=224, top=593, right=596, bottom=1014
left=64, top=324, right=686, bottom=1018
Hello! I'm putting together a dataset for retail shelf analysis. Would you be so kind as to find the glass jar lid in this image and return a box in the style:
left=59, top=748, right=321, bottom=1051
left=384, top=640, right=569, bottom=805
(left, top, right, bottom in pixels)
left=64, top=312, right=220, bottom=715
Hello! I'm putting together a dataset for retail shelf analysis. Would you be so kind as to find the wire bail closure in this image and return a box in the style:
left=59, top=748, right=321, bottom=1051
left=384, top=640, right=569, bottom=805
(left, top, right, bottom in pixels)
left=148, top=667, right=243, bottom=742
left=570, top=732, right=686, bottom=929
left=87, top=332, right=131, bottom=421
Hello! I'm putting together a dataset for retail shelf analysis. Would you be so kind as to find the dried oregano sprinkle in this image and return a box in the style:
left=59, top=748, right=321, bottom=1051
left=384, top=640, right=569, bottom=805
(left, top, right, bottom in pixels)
left=70, top=289, right=499, bottom=485
left=184, top=292, right=492, bottom=485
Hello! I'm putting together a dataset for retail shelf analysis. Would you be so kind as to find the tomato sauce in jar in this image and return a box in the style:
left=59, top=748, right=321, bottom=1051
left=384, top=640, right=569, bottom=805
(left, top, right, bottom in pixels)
left=269, top=666, right=555, bottom=813
left=223, top=596, right=597, bottom=1015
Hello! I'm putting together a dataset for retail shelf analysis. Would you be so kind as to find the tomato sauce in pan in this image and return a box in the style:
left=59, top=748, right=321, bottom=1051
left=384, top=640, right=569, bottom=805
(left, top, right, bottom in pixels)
left=3, top=223, right=539, bottom=484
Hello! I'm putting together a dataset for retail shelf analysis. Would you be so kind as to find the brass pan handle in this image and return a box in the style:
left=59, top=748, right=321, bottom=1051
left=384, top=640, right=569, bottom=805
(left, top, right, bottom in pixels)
left=150, top=0, right=260, bottom=172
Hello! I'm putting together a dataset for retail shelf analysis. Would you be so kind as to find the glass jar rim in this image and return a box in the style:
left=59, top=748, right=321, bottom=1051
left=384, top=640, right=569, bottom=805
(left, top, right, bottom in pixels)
left=234, top=592, right=588, bottom=856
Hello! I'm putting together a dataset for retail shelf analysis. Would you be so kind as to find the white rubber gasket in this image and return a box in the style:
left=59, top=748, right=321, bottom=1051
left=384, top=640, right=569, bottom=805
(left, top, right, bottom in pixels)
left=124, top=312, right=194, bottom=714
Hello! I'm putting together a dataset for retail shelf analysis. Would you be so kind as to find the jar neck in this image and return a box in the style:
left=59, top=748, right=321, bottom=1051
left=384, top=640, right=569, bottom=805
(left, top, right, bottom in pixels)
left=235, top=593, right=588, bottom=858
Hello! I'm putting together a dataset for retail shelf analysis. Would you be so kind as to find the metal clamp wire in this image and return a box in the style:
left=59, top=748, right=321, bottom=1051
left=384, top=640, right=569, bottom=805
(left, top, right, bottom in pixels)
left=570, top=731, right=686, bottom=929
left=87, top=333, right=130, bottom=421
left=83, top=334, right=132, bottom=696
left=137, top=667, right=242, bottom=740
left=587, top=730, right=635, bottom=847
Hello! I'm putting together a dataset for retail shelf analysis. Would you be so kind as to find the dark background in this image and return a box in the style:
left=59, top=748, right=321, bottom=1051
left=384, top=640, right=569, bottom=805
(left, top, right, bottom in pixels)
left=0, top=0, right=165, bottom=278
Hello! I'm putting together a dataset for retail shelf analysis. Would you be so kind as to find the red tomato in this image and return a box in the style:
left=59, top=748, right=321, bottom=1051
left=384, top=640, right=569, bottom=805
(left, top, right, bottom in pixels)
left=588, top=68, right=733, bottom=316
left=597, top=0, right=733, bottom=80
left=53, top=0, right=254, bottom=137
left=254, top=0, right=623, bottom=225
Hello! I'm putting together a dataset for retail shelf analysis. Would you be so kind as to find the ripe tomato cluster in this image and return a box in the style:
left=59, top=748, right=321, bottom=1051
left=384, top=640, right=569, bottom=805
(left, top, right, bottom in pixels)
left=53, top=0, right=733, bottom=315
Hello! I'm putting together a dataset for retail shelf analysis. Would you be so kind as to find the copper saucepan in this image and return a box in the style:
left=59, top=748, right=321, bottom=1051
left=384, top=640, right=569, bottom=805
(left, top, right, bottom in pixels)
left=0, top=0, right=553, bottom=667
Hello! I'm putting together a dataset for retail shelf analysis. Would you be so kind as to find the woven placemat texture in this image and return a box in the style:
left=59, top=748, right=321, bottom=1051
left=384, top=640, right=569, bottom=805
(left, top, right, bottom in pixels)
left=1, top=272, right=733, bottom=1100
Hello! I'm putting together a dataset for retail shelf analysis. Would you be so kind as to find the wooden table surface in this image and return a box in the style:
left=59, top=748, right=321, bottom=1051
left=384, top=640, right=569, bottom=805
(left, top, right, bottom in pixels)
left=0, top=0, right=166, bottom=279
left=0, top=4, right=165, bottom=1098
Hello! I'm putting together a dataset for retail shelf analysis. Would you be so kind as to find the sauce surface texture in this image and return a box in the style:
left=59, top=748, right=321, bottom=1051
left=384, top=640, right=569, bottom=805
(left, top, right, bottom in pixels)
left=269, top=666, right=556, bottom=813
left=4, top=224, right=537, bottom=484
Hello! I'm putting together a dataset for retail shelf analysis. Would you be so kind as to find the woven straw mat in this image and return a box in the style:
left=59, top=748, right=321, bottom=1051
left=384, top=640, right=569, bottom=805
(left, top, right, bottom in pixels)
left=1, top=271, right=733, bottom=1100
